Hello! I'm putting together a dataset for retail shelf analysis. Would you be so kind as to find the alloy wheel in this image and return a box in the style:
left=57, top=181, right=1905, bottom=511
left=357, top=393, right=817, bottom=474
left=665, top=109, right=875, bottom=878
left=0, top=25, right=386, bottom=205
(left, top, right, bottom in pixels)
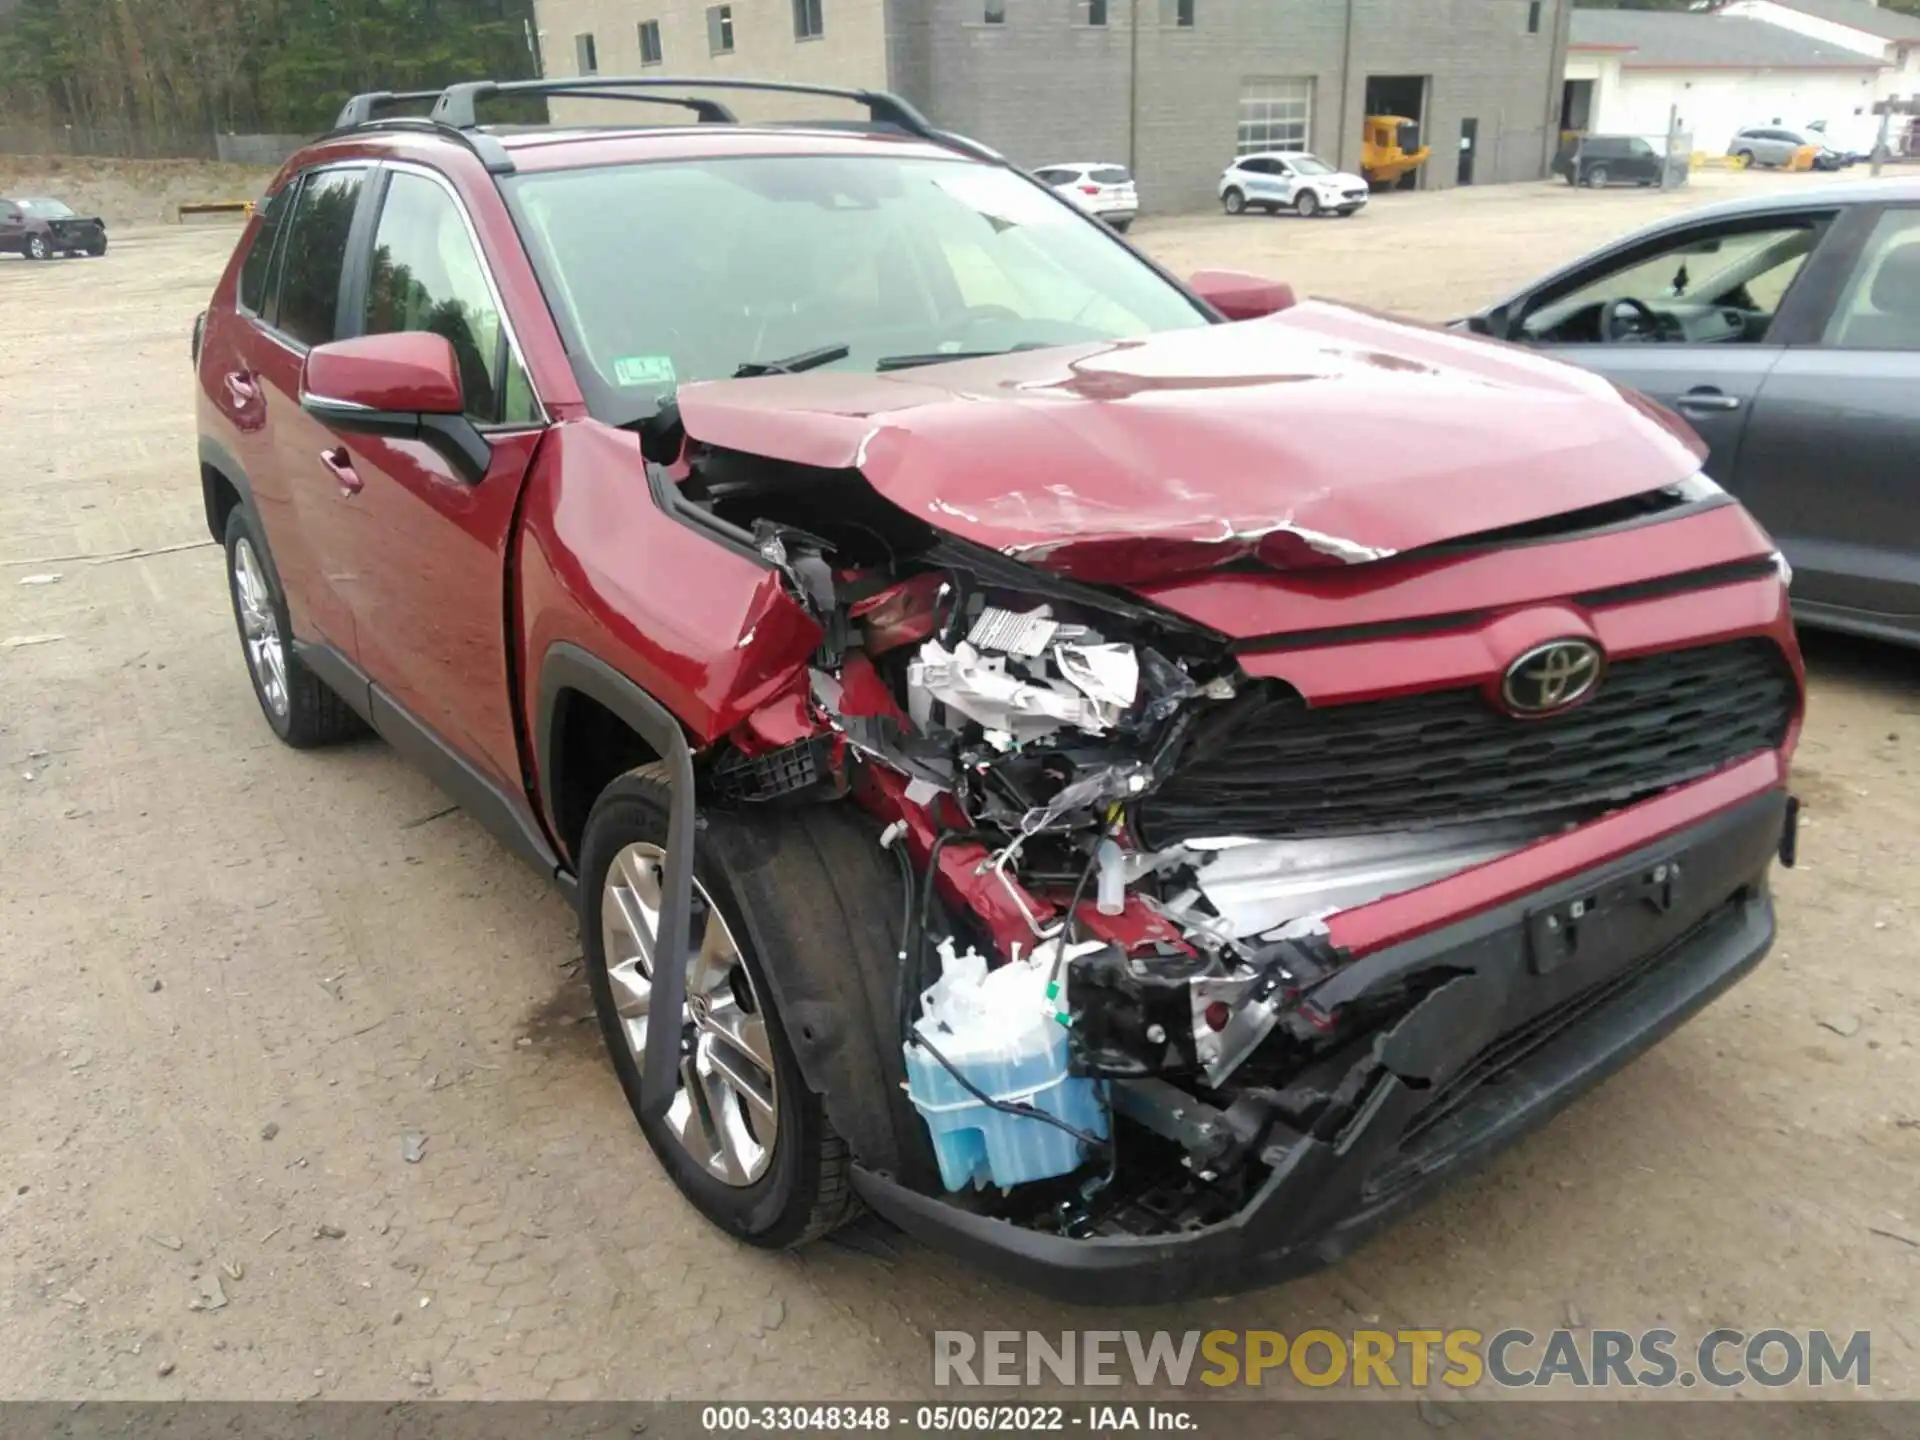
left=601, top=841, right=779, bottom=1186
left=232, top=536, right=288, bottom=719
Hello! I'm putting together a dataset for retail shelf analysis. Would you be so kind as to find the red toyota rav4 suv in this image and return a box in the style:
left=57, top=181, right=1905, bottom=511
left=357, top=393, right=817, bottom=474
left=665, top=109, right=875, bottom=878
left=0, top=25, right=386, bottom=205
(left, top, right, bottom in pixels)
left=194, top=78, right=1803, bottom=1303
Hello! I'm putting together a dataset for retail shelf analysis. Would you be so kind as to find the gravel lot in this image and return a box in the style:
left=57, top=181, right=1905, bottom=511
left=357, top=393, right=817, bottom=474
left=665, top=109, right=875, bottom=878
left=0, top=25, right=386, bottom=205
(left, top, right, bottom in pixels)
left=3, top=166, right=1917, bottom=1403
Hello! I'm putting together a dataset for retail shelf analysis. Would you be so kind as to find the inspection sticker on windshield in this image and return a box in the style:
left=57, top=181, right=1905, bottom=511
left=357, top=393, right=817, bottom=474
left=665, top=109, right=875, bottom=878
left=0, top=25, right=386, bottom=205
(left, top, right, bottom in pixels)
left=613, top=355, right=677, bottom=388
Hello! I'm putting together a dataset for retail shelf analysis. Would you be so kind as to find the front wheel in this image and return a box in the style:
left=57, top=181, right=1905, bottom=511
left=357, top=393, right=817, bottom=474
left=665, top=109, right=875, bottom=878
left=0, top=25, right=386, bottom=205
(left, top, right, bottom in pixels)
left=1295, top=190, right=1320, bottom=218
left=581, top=768, right=869, bottom=1247
left=1734, top=149, right=1755, bottom=168
left=25, top=234, right=49, bottom=261
left=1222, top=187, right=1247, bottom=216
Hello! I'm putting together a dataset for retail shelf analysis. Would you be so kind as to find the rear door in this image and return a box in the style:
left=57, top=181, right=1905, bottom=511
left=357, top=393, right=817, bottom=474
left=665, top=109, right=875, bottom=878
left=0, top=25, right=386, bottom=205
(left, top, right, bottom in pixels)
left=251, top=164, right=374, bottom=653
left=0, top=201, right=23, bottom=253
left=307, top=162, right=545, bottom=793
left=1737, top=203, right=1920, bottom=626
left=1513, top=208, right=1841, bottom=486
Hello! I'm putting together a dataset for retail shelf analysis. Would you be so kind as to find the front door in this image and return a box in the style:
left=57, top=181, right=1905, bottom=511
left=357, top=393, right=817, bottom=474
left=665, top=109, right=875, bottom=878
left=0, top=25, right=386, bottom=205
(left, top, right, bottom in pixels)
left=1511, top=209, right=1842, bottom=489
left=306, top=164, right=544, bottom=794
left=1737, top=204, right=1920, bottom=624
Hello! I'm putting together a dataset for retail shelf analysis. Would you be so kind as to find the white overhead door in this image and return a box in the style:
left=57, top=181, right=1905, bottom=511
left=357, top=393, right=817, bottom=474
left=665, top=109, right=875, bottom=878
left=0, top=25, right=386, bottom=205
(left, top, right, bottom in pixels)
left=1239, top=78, right=1314, bottom=155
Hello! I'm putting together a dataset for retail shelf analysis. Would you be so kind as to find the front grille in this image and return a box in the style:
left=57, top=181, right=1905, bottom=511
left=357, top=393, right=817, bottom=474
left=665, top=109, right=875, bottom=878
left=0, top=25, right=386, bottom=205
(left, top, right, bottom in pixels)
left=1133, top=640, right=1795, bottom=846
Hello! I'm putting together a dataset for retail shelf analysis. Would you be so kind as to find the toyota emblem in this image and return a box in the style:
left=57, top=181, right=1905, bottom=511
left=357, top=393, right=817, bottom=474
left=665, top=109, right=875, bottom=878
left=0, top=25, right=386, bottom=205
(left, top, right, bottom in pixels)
left=1501, top=639, right=1604, bottom=716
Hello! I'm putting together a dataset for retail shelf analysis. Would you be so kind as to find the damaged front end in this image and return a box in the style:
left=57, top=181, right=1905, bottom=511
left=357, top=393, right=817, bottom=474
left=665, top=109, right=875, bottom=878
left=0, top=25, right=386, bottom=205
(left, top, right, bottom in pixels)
left=662, top=416, right=1797, bottom=1300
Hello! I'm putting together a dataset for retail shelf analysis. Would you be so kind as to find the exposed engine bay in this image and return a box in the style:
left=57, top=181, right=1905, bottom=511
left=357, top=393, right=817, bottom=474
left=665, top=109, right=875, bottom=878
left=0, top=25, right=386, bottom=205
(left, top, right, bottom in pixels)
left=662, top=434, right=1641, bottom=1242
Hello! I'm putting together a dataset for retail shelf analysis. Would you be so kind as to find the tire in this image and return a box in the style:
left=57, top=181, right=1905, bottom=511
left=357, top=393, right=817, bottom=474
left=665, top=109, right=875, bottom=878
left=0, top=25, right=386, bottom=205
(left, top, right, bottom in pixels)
left=1734, top=149, right=1754, bottom=169
left=25, top=234, right=49, bottom=261
left=1584, top=165, right=1609, bottom=189
left=1295, top=190, right=1320, bottom=218
left=580, top=766, right=866, bottom=1248
left=1222, top=187, right=1247, bottom=216
left=86, top=237, right=107, bottom=257
left=1109, top=218, right=1132, bottom=234
left=222, top=507, right=364, bottom=748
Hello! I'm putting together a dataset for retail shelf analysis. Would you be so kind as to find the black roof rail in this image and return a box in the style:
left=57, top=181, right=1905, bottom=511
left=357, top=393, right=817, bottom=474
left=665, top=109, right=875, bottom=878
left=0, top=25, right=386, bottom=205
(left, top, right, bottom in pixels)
left=527, top=89, right=739, bottom=124
left=329, top=76, right=997, bottom=174
left=430, top=75, right=938, bottom=136
left=317, top=114, right=515, bottom=175
left=333, top=89, right=446, bottom=130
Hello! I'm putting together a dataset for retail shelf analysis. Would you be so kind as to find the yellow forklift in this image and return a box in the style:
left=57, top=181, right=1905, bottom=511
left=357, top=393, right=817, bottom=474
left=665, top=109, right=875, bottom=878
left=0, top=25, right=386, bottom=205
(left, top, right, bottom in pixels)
left=1361, top=115, right=1431, bottom=189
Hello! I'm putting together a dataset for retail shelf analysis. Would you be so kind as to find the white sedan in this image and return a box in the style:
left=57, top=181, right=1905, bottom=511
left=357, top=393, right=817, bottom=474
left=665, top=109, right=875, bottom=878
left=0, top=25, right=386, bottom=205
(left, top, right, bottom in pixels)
left=1034, top=162, right=1139, bottom=232
left=1219, top=152, right=1370, bottom=218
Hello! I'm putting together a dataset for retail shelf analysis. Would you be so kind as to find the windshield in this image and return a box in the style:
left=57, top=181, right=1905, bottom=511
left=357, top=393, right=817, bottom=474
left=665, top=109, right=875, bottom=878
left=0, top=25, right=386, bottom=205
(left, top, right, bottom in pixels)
left=1291, top=157, right=1335, bottom=176
left=21, top=199, right=75, bottom=218
left=506, top=154, right=1209, bottom=422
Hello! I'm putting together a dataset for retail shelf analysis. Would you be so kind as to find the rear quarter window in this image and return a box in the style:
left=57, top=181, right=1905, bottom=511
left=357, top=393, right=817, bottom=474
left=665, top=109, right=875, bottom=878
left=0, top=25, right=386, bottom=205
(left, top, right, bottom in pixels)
left=238, top=184, right=293, bottom=316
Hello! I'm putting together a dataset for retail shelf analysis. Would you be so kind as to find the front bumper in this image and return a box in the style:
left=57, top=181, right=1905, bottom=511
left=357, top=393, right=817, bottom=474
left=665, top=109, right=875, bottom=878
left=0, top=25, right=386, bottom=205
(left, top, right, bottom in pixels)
left=852, top=786, right=1787, bottom=1304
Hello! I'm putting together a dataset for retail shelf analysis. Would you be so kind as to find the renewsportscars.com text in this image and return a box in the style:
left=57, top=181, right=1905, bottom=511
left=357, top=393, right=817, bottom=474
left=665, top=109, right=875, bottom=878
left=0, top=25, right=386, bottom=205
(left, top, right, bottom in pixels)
left=933, top=1328, right=1870, bottom=1390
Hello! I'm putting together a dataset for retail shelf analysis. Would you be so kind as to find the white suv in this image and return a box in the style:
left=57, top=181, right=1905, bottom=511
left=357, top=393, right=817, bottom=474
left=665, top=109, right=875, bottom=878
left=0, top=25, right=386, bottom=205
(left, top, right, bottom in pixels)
left=1219, top=151, right=1370, bottom=219
left=1034, top=162, right=1139, bottom=232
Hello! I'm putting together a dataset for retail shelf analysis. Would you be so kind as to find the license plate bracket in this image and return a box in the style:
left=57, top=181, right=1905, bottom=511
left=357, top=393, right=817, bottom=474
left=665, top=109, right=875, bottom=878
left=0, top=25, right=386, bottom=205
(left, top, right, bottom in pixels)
left=1526, top=856, right=1684, bottom=977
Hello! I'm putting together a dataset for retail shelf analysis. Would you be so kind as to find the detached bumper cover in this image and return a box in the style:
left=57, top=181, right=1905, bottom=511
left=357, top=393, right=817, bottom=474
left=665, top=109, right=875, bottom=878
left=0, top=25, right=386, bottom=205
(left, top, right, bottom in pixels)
left=852, top=786, right=1786, bottom=1304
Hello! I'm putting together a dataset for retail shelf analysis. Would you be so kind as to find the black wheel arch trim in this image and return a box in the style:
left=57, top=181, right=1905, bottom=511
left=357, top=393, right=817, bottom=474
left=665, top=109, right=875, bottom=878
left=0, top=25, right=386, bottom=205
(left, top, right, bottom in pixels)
left=199, top=435, right=259, bottom=546
left=536, top=642, right=698, bottom=1127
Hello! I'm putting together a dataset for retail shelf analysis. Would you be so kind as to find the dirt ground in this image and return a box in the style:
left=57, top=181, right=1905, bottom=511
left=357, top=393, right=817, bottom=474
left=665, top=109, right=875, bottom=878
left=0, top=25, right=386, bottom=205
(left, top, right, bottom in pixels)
left=0, top=155, right=277, bottom=227
left=3, top=166, right=1918, bottom=1404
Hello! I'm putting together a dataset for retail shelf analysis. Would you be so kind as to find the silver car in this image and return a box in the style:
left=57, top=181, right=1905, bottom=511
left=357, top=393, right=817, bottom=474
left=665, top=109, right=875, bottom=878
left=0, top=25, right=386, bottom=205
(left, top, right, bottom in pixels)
left=1728, top=126, right=1814, bottom=169
left=1466, top=179, right=1920, bottom=648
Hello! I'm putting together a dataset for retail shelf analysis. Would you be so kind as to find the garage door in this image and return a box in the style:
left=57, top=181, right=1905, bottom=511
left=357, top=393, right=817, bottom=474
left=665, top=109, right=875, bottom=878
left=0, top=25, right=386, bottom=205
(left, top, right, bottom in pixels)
left=1238, top=77, right=1314, bottom=155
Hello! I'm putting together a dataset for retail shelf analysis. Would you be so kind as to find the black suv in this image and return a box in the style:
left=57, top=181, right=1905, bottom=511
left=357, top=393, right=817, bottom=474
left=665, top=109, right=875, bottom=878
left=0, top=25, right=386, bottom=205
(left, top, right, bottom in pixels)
left=1553, top=134, right=1668, bottom=189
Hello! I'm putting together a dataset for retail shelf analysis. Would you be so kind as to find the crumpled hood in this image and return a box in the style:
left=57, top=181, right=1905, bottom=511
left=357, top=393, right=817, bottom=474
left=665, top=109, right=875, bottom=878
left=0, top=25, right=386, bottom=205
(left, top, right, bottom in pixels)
left=672, top=300, right=1707, bottom=586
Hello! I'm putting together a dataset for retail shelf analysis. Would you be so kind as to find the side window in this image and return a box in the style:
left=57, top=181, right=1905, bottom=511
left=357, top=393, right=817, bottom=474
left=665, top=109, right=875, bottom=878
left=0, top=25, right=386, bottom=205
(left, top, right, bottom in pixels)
left=275, top=168, right=366, bottom=349
left=1033, top=169, right=1069, bottom=186
left=1240, top=158, right=1272, bottom=176
left=1824, top=209, right=1920, bottom=351
left=1522, top=220, right=1825, bottom=344
left=363, top=170, right=537, bottom=426
left=238, top=182, right=294, bottom=316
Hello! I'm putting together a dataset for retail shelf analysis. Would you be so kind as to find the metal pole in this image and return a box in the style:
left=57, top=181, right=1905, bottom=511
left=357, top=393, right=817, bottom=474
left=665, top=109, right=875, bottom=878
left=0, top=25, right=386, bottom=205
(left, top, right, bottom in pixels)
left=1871, top=104, right=1891, bottom=176
left=1336, top=0, right=1357, bottom=171
left=1128, top=0, right=1140, bottom=176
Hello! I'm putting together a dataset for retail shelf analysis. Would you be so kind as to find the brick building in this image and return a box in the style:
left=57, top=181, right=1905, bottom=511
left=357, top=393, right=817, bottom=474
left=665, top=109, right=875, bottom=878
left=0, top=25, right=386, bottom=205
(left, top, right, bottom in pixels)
left=531, top=0, right=1574, bottom=209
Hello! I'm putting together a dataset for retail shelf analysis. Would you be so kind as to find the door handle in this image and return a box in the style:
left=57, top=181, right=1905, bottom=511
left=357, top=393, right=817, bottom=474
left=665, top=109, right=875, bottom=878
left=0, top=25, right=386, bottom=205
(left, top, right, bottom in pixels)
left=320, top=446, right=363, bottom=495
left=1675, top=388, right=1742, bottom=414
left=223, top=371, right=259, bottom=407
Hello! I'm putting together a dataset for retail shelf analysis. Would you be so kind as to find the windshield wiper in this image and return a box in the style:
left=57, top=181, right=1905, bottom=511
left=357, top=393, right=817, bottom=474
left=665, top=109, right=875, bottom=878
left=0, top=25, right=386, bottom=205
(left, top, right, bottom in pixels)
left=732, top=343, right=850, bottom=379
left=875, top=343, right=1049, bottom=373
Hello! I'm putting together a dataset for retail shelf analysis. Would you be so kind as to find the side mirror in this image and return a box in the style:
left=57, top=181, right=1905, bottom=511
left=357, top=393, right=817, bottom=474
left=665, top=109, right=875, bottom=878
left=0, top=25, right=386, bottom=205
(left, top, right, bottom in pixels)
left=301, top=332, right=490, bottom=483
left=1189, top=269, right=1298, bottom=322
left=1466, top=301, right=1521, bottom=341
